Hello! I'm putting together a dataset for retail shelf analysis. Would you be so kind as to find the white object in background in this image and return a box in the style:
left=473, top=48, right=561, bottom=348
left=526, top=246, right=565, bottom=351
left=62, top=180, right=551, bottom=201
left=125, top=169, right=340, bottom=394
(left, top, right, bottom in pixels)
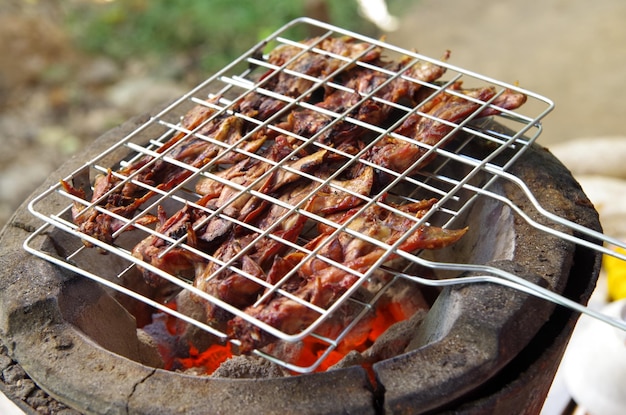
left=561, top=299, right=626, bottom=415
left=356, top=0, right=399, bottom=31
left=0, top=392, right=25, bottom=415
left=550, top=136, right=626, bottom=180
left=575, top=175, right=626, bottom=240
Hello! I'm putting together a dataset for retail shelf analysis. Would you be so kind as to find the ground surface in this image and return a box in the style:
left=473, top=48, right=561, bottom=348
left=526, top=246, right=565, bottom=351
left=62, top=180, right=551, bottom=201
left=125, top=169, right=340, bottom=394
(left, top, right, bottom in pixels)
left=388, top=0, right=626, bottom=146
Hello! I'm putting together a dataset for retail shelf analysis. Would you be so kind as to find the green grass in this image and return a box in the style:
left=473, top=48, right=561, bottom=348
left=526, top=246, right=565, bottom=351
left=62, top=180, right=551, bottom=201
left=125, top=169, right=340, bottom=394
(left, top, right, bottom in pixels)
left=64, top=0, right=371, bottom=76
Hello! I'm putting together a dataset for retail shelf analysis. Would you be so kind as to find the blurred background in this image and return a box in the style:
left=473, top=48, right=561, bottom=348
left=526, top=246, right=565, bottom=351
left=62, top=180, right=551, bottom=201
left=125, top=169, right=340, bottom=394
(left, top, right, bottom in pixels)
left=1, top=1, right=626, bottom=413
left=0, top=0, right=402, bottom=229
left=2, top=0, right=626, bottom=230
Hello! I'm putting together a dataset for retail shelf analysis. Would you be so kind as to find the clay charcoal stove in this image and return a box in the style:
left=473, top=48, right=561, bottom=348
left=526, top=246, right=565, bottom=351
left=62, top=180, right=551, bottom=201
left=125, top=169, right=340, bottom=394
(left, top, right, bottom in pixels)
left=0, top=17, right=621, bottom=414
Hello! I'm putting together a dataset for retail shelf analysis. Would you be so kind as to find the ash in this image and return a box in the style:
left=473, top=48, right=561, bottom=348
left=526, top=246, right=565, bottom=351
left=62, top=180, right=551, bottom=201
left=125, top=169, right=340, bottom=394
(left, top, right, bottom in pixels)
left=210, top=355, right=287, bottom=379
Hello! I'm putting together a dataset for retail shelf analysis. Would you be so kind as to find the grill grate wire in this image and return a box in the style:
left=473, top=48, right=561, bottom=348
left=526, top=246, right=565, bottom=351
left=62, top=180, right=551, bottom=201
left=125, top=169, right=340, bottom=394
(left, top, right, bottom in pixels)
left=22, top=18, right=626, bottom=373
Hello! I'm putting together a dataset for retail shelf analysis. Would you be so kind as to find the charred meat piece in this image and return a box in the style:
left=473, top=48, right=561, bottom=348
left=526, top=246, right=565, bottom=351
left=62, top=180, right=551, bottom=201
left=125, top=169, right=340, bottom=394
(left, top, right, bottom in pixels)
left=280, top=54, right=449, bottom=151
left=365, top=83, right=527, bottom=187
left=133, top=143, right=329, bottom=288
left=63, top=98, right=268, bottom=245
left=228, top=200, right=468, bottom=352
left=193, top=186, right=313, bottom=325
left=194, top=146, right=329, bottom=244
left=238, top=36, right=382, bottom=120
left=268, top=36, right=381, bottom=99
left=193, top=164, right=376, bottom=324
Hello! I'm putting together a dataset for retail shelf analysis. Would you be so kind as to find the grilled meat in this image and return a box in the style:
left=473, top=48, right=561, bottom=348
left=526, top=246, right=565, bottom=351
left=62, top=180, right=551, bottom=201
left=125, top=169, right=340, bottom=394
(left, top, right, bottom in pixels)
left=238, top=36, right=382, bottom=120
left=228, top=200, right=468, bottom=352
left=194, top=164, right=376, bottom=324
left=63, top=98, right=268, bottom=246
left=133, top=143, right=329, bottom=287
left=365, top=83, right=527, bottom=186
left=65, top=35, right=529, bottom=356
left=278, top=53, right=449, bottom=153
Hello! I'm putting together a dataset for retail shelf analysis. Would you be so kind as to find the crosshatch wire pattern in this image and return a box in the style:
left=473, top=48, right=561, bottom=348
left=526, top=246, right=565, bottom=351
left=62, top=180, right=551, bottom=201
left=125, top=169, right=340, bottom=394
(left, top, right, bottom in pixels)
left=23, top=18, right=625, bottom=373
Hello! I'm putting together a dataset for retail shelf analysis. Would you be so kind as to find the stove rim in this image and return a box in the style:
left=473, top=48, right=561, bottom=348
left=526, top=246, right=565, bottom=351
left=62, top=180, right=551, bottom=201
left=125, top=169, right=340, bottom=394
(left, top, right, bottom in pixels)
left=0, top=116, right=602, bottom=414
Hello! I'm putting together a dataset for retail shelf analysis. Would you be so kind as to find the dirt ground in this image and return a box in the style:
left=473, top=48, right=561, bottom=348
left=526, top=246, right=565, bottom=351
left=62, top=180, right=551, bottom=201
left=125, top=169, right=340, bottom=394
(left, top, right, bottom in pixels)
left=388, top=0, right=626, bottom=146
left=392, top=0, right=626, bottom=246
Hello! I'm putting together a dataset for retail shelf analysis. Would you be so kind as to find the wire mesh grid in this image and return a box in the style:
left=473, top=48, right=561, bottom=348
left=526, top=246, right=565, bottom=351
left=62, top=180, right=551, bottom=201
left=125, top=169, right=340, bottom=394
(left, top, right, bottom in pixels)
left=22, top=18, right=625, bottom=373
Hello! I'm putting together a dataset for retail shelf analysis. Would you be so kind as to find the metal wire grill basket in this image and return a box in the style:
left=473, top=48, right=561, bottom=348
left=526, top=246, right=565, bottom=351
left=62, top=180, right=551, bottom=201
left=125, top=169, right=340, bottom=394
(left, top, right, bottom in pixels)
left=23, top=17, right=626, bottom=373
